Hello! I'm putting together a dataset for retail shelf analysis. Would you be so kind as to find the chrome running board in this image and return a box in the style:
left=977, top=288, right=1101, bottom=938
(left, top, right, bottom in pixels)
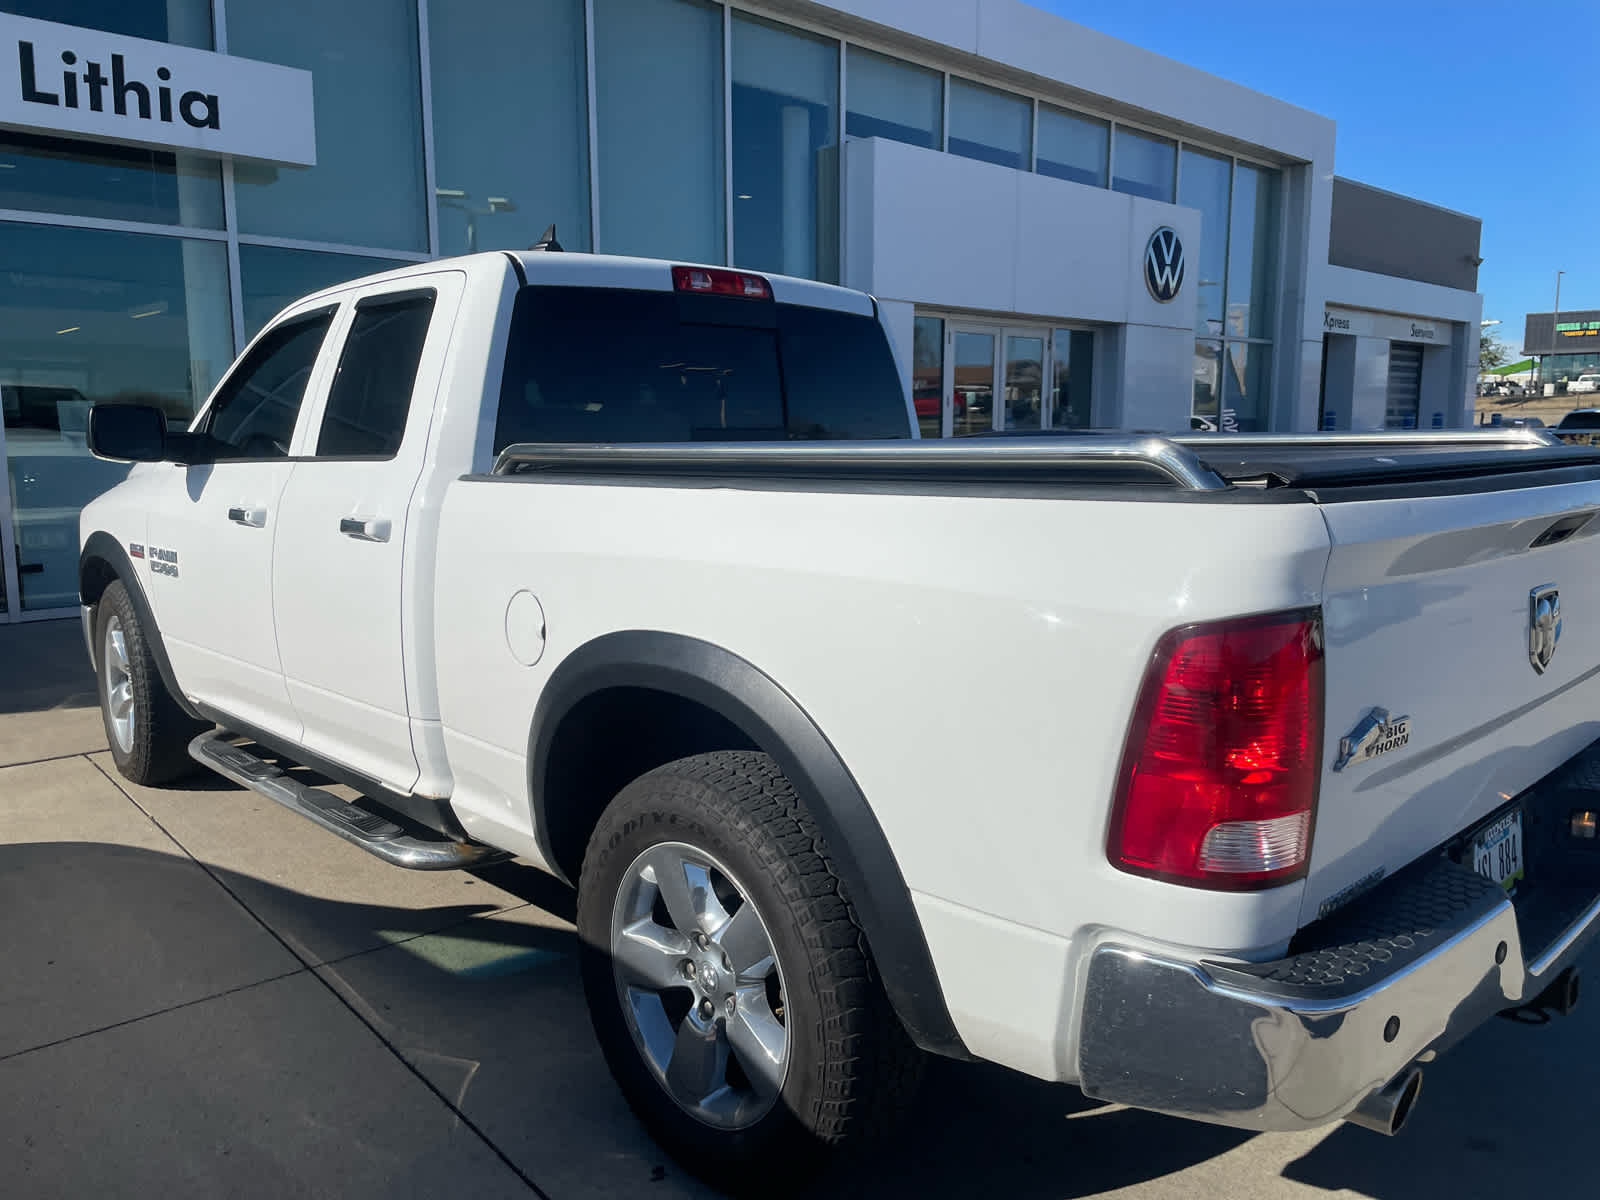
left=188, top=730, right=510, bottom=871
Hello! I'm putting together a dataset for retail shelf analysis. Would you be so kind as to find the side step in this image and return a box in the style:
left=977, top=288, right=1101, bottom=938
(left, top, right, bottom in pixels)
left=189, top=730, right=510, bottom=871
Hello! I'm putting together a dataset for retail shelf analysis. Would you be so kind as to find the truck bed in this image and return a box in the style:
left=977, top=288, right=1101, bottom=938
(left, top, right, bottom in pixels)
left=492, top=429, right=1600, bottom=503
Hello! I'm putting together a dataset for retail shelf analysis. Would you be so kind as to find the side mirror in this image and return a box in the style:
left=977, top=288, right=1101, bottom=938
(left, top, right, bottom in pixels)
left=87, top=403, right=168, bottom=462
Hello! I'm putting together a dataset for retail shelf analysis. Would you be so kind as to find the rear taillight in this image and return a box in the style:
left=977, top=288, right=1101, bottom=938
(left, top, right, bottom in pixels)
left=671, top=265, right=773, bottom=299
left=1108, top=610, right=1323, bottom=890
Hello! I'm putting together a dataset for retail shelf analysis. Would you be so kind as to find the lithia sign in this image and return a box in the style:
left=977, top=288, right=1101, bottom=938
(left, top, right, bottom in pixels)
left=0, top=13, right=315, bottom=166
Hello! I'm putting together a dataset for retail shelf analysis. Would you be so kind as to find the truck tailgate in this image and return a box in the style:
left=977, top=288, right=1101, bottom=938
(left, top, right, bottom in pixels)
left=1306, top=478, right=1600, bottom=923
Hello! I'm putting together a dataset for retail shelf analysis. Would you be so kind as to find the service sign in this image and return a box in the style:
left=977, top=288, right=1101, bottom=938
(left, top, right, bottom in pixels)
left=0, top=14, right=315, bottom=166
left=1323, top=306, right=1453, bottom=347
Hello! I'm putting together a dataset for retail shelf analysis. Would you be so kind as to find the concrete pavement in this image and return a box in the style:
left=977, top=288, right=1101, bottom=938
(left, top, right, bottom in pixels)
left=2, top=617, right=1596, bottom=1198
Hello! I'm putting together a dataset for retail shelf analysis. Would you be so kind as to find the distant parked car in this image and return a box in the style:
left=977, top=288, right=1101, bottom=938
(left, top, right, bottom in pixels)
left=1553, top=409, right=1600, bottom=444
left=1571, top=374, right=1600, bottom=395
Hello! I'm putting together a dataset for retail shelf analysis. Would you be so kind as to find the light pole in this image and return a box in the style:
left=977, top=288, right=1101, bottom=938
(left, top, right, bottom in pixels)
left=434, top=188, right=517, bottom=253
left=1549, top=269, right=1565, bottom=395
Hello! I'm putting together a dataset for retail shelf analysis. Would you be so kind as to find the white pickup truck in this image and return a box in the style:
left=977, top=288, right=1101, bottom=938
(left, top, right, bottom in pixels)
left=81, top=248, right=1600, bottom=1190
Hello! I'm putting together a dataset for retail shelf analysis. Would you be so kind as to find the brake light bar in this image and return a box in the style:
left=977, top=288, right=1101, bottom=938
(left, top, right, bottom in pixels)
left=671, top=265, right=773, bottom=300
left=1107, top=609, right=1324, bottom=890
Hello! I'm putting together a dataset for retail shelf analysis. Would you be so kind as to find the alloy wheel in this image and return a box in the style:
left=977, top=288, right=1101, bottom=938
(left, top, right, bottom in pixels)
left=609, top=840, right=789, bottom=1130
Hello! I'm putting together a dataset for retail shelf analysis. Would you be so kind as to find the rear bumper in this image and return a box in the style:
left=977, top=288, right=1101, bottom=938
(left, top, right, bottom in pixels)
left=1078, top=752, right=1600, bottom=1132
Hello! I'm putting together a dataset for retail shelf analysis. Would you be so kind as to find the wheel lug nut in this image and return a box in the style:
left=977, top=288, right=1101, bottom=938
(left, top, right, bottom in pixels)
left=724, top=995, right=737, bottom=1015
left=698, top=999, right=714, bottom=1021
left=693, top=932, right=708, bottom=950
left=681, top=960, right=696, bottom=980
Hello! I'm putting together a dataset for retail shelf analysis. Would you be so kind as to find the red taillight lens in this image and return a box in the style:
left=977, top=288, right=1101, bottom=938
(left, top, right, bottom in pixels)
left=1108, top=610, right=1323, bottom=890
left=671, top=265, right=773, bottom=299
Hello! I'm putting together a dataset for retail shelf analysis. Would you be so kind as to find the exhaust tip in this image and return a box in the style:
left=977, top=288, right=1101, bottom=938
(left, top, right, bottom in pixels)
left=1346, top=1066, right=1423, bottom=1137
left=1389, top=1068, right=1422, bottom=1134
left=1535, top=966, right=1582, bottom=1017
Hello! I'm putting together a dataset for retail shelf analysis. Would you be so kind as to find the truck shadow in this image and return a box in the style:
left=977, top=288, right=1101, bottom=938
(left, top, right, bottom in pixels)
left=5, top=839, right=1596, bottom=1198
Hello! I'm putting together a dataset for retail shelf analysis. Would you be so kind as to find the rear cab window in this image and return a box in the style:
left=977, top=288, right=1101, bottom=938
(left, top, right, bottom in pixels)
left=493, top=285, right=908, bottom=453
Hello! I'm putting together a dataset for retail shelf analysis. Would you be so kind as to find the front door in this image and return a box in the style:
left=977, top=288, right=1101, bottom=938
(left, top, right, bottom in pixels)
left=271, top=274, right=461, bottom=794
left=144, top=304, right=340, bottom=739
left=937, top=324, right=1096, bottom=436
left=948, top=324, right=1052, bottom=435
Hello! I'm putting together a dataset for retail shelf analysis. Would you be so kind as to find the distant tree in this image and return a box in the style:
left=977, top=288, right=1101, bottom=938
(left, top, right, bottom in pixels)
left=1480, top=331, right=1509, bottom=370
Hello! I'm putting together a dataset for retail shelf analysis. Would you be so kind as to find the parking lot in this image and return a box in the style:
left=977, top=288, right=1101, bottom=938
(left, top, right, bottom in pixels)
left=3, top=617, right=1597, bottom=1199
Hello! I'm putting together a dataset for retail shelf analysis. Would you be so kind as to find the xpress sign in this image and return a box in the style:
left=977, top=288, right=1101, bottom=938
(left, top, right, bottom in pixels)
left=0, top=14, right=314, bottom=166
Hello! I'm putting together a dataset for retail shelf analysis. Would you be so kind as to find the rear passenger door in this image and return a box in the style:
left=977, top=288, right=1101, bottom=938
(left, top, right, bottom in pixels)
left=271, top=273, right=462, bottom=793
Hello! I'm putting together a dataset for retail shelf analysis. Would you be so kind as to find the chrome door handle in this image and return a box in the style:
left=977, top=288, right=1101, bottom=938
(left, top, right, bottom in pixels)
left=227, top=506, right=267, bottom=528
left=339, top=516, right=391, bottom=543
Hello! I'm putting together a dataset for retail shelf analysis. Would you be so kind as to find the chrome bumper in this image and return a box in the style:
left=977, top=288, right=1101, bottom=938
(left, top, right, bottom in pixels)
left=1078, top=856, right=1600, bottom=1132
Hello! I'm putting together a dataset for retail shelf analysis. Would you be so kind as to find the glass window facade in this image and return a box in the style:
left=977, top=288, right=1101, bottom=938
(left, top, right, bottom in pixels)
left=1542, top=353, right=1600, bottom=391
left=1036, top=106, right=1107, bottom=188
left=595, top=0, right=724, bottom=263
left=1227, top=162, right=1281, bottom=340
left=732, top=14, right=839, bottom=282
left=1, top=221, right=232, bottom=609
left=1112, top=128, right=1175, bottom=202
left=845, top=47, right=942, bottom=150
left=229, top=0, right=427, bottom=251
left=428, top=0, right=590, bottom=255
left=1223, top=341, right=1270, bottom=432
left=239, top=245, right=409, bottom=341
left=1178, top=149, right=1230, bottom=339
left=1192, top=339, right=1222, bottom=430
left=948, top=79, right=1031, bottom=171
left=0, top=0, right=221, bottom=227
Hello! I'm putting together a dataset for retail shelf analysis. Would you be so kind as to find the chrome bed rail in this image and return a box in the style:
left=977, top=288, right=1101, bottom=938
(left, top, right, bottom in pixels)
left=492, top=437, right=1231, bottom=490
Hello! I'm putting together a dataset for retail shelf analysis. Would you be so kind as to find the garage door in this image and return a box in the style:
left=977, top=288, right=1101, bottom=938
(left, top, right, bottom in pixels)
left=1385, top=342, right=1424, bottom=429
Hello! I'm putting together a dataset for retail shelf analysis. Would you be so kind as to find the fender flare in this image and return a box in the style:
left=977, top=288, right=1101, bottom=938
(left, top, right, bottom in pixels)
left=530, top=630, right=970, bottom=1059
left=79, top=531, right=202, bottom=721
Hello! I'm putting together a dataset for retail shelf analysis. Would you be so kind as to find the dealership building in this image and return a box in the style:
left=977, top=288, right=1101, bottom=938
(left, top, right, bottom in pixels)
left=1522, top=310, right=1600, bottom=394
left=0, top=0, right=1485, bottom=622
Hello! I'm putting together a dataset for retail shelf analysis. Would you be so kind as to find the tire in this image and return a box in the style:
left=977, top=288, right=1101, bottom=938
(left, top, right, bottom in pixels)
left=576, top=750, right=921, bottom=1195
left=95, top=579, right=207, bottom=786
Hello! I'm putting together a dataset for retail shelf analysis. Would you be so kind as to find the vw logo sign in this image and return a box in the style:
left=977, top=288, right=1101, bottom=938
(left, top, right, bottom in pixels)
left=1144, top=226, right=1185, bottom=303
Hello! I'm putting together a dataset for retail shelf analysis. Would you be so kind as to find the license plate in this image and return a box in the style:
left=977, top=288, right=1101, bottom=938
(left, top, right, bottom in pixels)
left=1471, top=810, right=1525, bottom=891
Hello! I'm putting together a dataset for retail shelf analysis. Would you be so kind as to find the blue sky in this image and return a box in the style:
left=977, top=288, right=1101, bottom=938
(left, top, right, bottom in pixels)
left=1035, top=0, right=1598, bottom=356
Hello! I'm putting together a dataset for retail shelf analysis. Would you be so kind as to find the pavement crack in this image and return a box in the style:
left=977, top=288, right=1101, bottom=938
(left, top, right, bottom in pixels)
left=2, top=749, right=108, bottom=771
left=0, top=969, right=307, bottom=1064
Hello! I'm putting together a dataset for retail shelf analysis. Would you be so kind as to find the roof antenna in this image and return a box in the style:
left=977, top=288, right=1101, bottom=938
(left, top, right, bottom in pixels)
left=529, top=224, right=563, bottom=252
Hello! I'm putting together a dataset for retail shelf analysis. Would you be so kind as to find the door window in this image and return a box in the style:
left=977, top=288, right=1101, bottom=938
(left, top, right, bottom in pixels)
left=316, top=291, right=437, bottom=458
left=952, top=331, right=995, bottom=437
left=1003, top=335, right=1045, bottom=430
left=205, top=310, right=336, bottom=458
left=912, top=316, right=945, bottom=438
